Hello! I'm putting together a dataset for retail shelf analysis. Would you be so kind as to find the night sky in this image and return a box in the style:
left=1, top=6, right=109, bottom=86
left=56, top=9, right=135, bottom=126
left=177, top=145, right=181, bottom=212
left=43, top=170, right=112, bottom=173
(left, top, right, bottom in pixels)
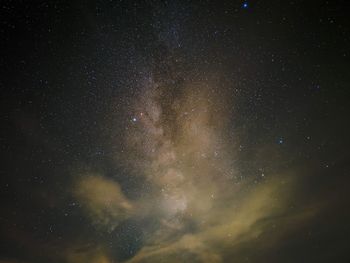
left=1, top=1, right=349, bottom=262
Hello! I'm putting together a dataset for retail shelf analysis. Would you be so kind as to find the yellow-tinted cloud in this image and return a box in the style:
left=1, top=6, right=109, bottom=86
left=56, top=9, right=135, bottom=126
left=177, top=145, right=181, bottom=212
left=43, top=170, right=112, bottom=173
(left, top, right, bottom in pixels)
left=65, top=245, right=113, bottom=263
left=125, top=176, right=292, bottom=263
left=73, top=175, right=133, bottom=231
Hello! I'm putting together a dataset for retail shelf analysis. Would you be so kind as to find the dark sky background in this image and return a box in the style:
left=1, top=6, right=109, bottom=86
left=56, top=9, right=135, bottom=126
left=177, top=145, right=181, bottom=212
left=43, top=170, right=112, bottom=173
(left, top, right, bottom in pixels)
left=1, top=1, right=349, bottom=263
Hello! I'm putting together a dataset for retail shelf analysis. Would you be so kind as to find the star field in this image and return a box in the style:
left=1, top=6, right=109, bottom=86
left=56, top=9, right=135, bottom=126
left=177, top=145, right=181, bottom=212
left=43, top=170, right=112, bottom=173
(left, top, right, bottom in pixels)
left=1, top=1, right=349, bottom=263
